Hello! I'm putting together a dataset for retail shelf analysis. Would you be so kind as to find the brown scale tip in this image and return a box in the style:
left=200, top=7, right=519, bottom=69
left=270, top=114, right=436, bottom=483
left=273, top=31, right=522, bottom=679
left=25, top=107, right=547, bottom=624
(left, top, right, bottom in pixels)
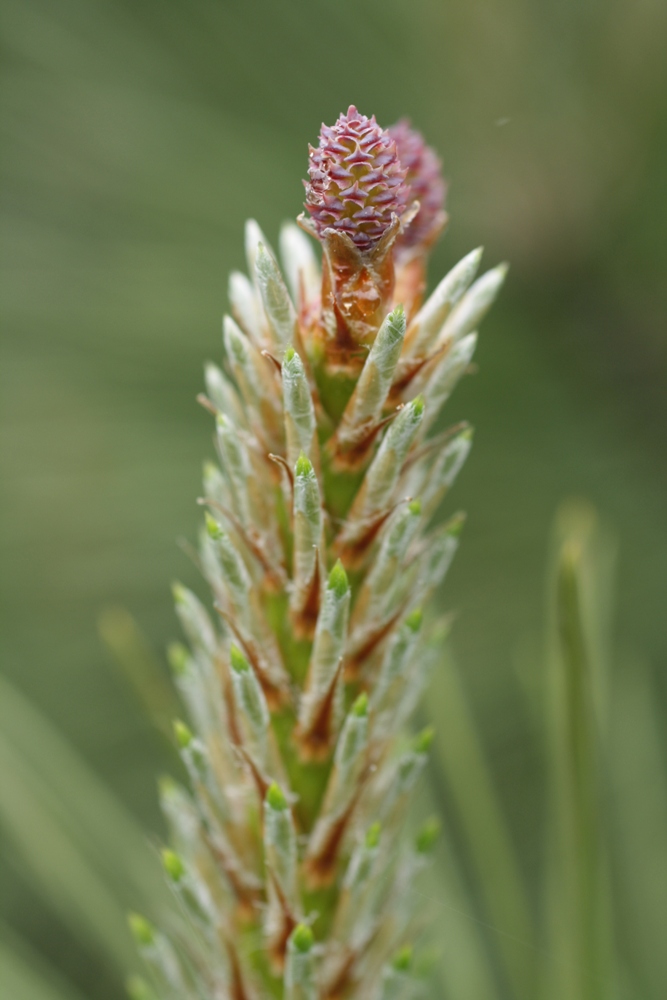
left=304, top=105, right=410, bottom=252
left=389, top=118, right=447, bottom=249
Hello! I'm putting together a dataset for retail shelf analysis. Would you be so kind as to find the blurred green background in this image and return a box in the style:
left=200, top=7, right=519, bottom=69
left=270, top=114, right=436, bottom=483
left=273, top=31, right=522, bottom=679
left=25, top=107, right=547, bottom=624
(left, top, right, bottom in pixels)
left=2, top=1, right=666, bottom=998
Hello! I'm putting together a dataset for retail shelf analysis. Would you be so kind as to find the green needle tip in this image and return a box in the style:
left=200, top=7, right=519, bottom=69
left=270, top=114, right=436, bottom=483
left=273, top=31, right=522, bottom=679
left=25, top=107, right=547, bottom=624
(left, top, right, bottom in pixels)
left=230, top=644, right=250, bottom=673
left=167, top=642, right=188, bottom=676
left=352, top=692, right=368, bottom=717
left=405, top=608, right=423, bottom=633
left=128, top=913, right=154, bottom=947
left=416, top=817, right=441, bottom=853
left=413, top=725, right=434, bottom=754
left=328, top=559, right=349, bottom=598
left=205, top=512, right=222, bottom=539
left=162, top=848, right=185, bottom=882
left=365, top=821, right=381, bottom=848
left=291, top=923, right=314, bottom=953
left=266, top=782, right=288, bottom=811
left=392, top=945, right=413, bottom=972
left=173, top=719, right=193, bottom=748
left=295, top=451, right=313, bottom=477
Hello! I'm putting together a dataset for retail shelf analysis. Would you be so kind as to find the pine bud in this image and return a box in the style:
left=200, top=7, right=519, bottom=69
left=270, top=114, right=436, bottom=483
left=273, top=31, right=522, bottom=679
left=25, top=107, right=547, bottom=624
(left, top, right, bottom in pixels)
left=145, top=104, right=505, bottom=999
